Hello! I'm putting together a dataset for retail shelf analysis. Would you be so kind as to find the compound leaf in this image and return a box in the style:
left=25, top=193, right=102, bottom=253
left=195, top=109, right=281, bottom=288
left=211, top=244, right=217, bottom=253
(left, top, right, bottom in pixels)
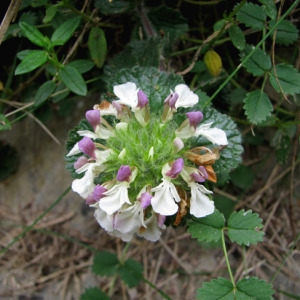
left=269, top=19, right=298, bottom=46
left=227, top=210, right=264, bottom=246
left=80, top=287, right=110, bottom=300
left=119, top=258, right=143, bottom=287
left=92, top=251, right=119, bottom=276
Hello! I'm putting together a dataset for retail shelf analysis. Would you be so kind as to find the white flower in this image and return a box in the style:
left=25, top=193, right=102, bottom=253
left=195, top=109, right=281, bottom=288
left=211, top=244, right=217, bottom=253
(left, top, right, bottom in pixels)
left=189, top=182, right=214, bottom=218
left=194, top=122, right=228, bottom=145
left=113, top=82, right=139, bottom=110
left=173, top=84, right=198, bottom=108
left=66, top=142, right=80, bottom=157
left=78, top=125, right=113, bottom=140
left=137, top=212, right=164, bottom=242
left=151, top=178, right=180, bottom=216
left=99, top=182, right=132, bottom=215
left=72, top=164, right=96, bottom=198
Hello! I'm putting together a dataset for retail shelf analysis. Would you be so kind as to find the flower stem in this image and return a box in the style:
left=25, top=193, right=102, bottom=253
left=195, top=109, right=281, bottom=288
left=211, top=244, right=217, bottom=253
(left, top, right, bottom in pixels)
left=221, top=229, right=236, bottom=289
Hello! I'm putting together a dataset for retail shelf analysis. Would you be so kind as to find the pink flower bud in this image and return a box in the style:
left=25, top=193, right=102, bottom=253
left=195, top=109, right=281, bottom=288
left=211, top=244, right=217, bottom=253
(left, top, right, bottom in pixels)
left=186, top=111, right=203, bottom=128
left=117, top=165, right=132, bottom=182
left=137, top=90, right=149, bottom=108
left=140, top=192, right=152, bottom=209
left=164, top=93, right=179, bottom=109
left=165, top=158, right=184, bottom=179
left=86, top=110, right=100, bottom=130
left=93, top=184, right=108, bottom=201
left=74, top=156, right=89, bottom=169
left=78, top=137, right=96, bottom=158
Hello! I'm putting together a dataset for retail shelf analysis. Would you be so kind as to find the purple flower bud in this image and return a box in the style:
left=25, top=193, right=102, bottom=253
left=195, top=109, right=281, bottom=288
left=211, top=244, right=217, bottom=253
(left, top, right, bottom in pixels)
left=137, top=90, right=149, bottom=108
left=93, top=184, right=108, bottom=201
left=165, top=158, right=184, bottom=179
left=191, top=166, right=208, bottom=183
left=74, top=156, right=89, bottom=169
left=116, top=165, right=132, bottom=182
left=86, top=110, right=100, bottom=130
left=112, top=100, right=123, bottom=114
left=186, top=111, right=203, bottom=128
left=157, top=214, right=166, bottom=227
left=78, top=137, right=96, bottom=158
left=86, top=194, right=96, bottom=205
left=164, top=93, right=179, bottom=109
left=140, top=192, right=152, bottom=209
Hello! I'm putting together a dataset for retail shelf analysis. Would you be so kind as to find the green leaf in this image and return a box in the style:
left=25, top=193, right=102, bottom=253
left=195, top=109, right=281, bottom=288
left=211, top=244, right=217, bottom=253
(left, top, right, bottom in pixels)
left=197, top=277, right=234, bottom=300
left=214, top=196, right=236, bottom=221
left=243, top=90, right=273, bottom=125
left=15, top=50, right=48, bottom=75
left=259, top=0, right=277, bottom=20
left=240, top=45, right=271, bottom=76
left=0, top=114, right=11, bottom=130
left=236, top=2, right=267, bottom=30
left=34, top=80, right=56, bottom=107
left=43, top=5, right=57, bottom=23
left=119, top=258, right=143, bottom=287
left=230, top=165, right=255, bottom=191
left=228, top=24, right=245, bottom=50
left=236, top=277, right=274, bottom=300
left=51, top=16, right=81, bottom=46
left=269, top=64, right=300, bottom=95
left=227, top=210, right=264, bottom=246
left=88, top=27, right=107, bottom=68
left=51, top=82, right=70, bottom=103
left=269, top=19, right=298, bottom=46
left=59, top=65, right=87, bottom=96
left=94, top=0, right=130, bottom=15
left=80, top=287, right=110, bottom=300
left=69, top=59, right=94, bottom=74
left=92, top=251, right=119, bottom=276
left=188, top=210, right=225, bottom=243
left=19, top=22, right=47, bottom=48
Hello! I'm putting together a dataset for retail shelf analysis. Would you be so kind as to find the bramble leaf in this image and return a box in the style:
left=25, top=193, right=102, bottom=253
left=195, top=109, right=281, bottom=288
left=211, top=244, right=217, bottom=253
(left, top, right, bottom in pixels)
left=228, top=24, right=245, bottom=50
left=59, top=65, right=87, bottom=96
left=119, top=258, right=143, bottom=287
left=259, top=0, right=277, bottom=19
left=51, top=16, right=81, bottom=46
left=188, top=210, right=225, bottom=243
left=80, top=287, right=110, bottom=300
left=243, top=90, right=273, bottom=125
left=227, top=210, right=264, bottom=246
left=197, top=277, right=234, bottom=300
left=19, top=22, right=48, bottom=48
left=34, top=80, right=56, bottom=107
left=240, top=45, right=271, bottom=76
left=15, top=50, right=48, bottom=75
left=88, top=27, right=107, bottom=68
left=269, top=64, right=300, bottom=95
left=236, top=2, right=266, bottom=30
left=235, top=277, right=275, bottom=299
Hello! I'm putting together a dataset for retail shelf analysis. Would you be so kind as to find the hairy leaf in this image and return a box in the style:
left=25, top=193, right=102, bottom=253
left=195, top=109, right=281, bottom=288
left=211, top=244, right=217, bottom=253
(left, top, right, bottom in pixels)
left=236, top=2, right=266, bottom=30
left=236, top=277, right=274, bottom=299
left=59, top=65, right=87, bottom=96
left=227, top=210, right=264, bottom=246
left=240, top=45, right=271, bottom=76
left=243, top=90, right=273, bottom=124
left=197, top=277, right=234, bottom=300
left=188, top=210, right=225, bottom=243
left=270, top=64, right=300, bottom=96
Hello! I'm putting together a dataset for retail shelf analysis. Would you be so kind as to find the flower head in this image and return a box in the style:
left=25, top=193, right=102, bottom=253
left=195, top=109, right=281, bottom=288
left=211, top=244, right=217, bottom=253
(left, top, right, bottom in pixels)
left=66, top=81, right=228, bottom=242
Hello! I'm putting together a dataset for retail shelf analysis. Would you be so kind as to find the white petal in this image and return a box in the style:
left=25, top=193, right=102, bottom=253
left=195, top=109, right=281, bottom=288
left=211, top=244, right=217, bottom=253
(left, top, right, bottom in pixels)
left=174, top=84, right=198, bottom=108
left=151, top=179, right=180, bottom=216
left=137, top=212, right=162, bottom=242
left=94, top=208, right=114, bottom=232
left=189, top=183, right=214, bottom=218
left=66, top=142, right=80, bottom=156
left=99, top=183, right=131, bottom=215
left=195, top=122, right=228, bottom=145
left=113, top=82, right=138, bottom=110
left=71, top=165, right=95, bottom=198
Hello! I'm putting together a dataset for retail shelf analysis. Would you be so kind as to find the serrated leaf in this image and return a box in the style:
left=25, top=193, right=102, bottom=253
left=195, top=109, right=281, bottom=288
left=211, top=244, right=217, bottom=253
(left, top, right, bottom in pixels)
left=94, top=0, right=130, bottom=15
left=228, top=24, right=245, bottom=50
left=19, top=22, right=47, bottom=48
left=188, top=210, right=225, bottom=243
left=197, top=277, right=234, bottom=300
left=269, top=19, right=298, bottom=46
left=69, top=59, right=94, bottom=74
left=236, top=2, right=267, bottom=30
left=88, top=27, right=107, bottom=68
left=236, top=277, right=274, bottom=300
left=227, top=210, right=264, bottom=246
left=119, top=258, right=143, bottom=287
left=240, top=45, right=271, bottom=76
left=59, top=65, right=87, bottom=96
left=191, top=107, right=243, bottom=185
left=51, top=16, right=81, bottom=46
left=34, top=80, right=56, bottom=107
left=92, top=251, right=119, bottom=276
left=80, top=287, right=110, bottom=300
left=15, top=50, right=48, bottom=75
left=269, top=64, right=300, bottom=95
left=259, top=0, right=277, bottom=19
left=243, top=90, right=273, bottom=125
left=0, top=114, right=11, bottom=130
